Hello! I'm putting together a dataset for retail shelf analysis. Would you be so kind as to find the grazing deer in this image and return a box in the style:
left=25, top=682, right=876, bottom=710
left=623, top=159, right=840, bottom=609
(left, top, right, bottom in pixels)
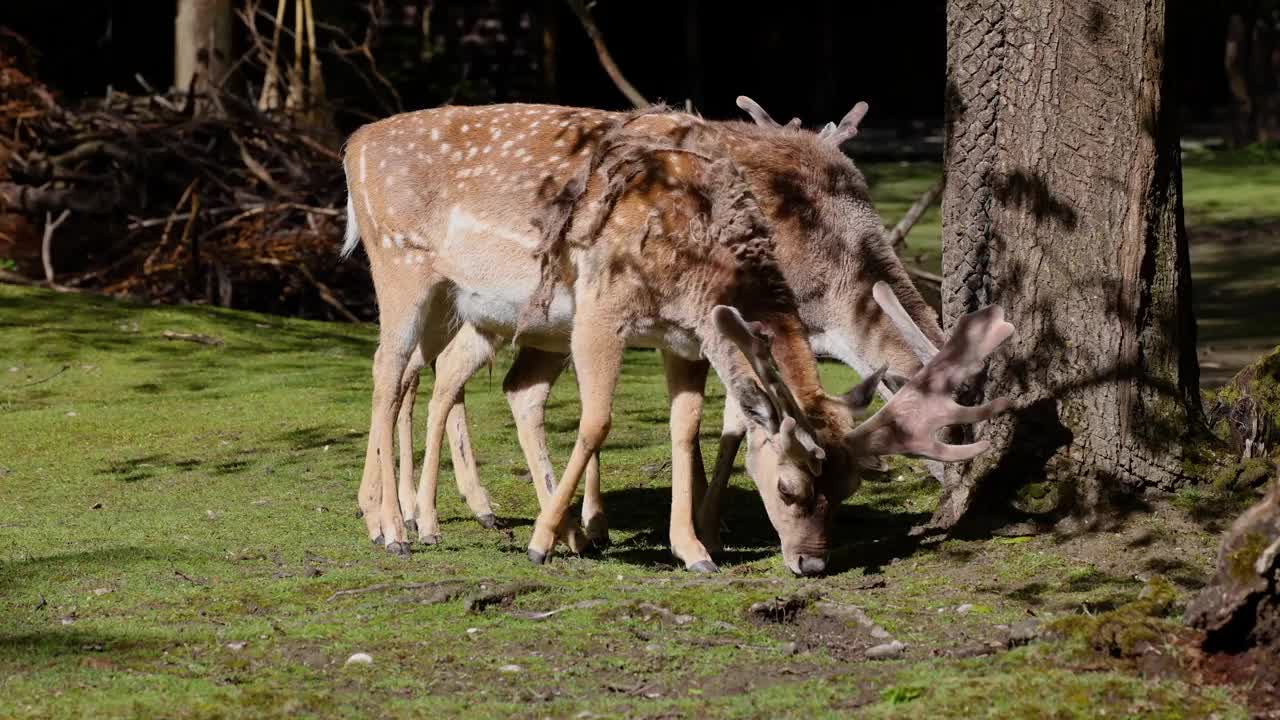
left=391, top=100, right=958, bottom=573
left=343, top=103, right=1011, bottom=573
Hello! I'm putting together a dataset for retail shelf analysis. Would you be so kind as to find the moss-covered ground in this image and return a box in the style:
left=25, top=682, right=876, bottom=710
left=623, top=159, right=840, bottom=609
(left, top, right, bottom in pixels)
left=0, top=284, right=1257, bottom=718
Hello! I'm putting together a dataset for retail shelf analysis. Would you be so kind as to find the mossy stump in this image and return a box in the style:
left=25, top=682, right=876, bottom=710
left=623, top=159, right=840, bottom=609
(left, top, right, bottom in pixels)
left=1209, top=345, right=1280, bottom=459
left=1186, top=481, right=1280, bottom=653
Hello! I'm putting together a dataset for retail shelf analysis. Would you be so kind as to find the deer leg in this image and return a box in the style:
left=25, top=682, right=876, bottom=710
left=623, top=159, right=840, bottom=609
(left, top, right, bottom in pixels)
left=527, top=319, right=623, bottom=564
left=363, top=314, right=423, bottom=555
left=581, top=452, right=609, bottom=547
left=698, top=393, right=745, bottom=555
left=396, top=346, right=427, bottom=533
left=413, top=324, right=496, bottom=545
left=503, top=347, right=594, bottom=553
left=442, top=369, right=497, bottom=528
left=663, top=352, right=716, bottom=572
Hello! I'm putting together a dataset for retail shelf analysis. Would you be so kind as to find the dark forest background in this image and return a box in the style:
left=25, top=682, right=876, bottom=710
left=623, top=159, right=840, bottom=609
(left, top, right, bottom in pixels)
left=0, top=1, right=1249, bottom=134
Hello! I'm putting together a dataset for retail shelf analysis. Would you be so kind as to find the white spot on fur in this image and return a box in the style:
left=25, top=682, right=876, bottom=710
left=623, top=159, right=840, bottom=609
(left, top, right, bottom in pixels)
left=382, top=235, right=392, bottom=248
left=431, top=128, right=440, bottom=141
left=452, top=151, right=462, bottom=162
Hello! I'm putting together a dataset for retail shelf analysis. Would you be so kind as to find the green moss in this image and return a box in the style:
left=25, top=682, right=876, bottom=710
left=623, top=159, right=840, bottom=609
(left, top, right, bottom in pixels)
left=1226, top=531, right=1270, bottom=585
left=1047, top=576, right=1177, bottom=658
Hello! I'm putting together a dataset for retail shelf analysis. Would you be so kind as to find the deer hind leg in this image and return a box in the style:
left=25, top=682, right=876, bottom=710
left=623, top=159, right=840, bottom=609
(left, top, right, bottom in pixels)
left=503, top=347, right=594, bottom=553
left=413, top=323, right=497, bottom=545
left=396, top=346, right=427, bottom=534
left=362, top=307, right=428, bottom=555
left=527, top=315, right=623, bottom=564
left=444, top=400, right=497, bottom=529
left=698, top=393, right=745, bottom=555
left=663, top=352, right=716, bottom=572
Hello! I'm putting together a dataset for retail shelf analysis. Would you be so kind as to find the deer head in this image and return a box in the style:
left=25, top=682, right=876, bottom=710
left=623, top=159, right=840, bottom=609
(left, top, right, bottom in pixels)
left=716, top=282, right=1013, bottom=576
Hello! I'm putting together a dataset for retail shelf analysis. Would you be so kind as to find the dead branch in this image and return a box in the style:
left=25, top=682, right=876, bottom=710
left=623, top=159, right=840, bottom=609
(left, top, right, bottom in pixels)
left=885, top=179, right=943, bottom=252
left=40, top=209, right=71, bottom=286
left=566, top=0, right=649, bottom=110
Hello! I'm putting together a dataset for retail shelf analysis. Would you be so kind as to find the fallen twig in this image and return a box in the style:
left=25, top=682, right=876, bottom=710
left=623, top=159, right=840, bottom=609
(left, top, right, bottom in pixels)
left=9, top=363, right=71, bottom=388
left=325, top=579, right=468, bottom=603
left=162, top=331, right=225, bottom=346
left=464, top=581, right=546, bottom=613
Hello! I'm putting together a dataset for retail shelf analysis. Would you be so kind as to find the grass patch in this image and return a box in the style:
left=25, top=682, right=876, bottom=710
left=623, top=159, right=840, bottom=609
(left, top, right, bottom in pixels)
left=0, top=286, right=1251, bottom=717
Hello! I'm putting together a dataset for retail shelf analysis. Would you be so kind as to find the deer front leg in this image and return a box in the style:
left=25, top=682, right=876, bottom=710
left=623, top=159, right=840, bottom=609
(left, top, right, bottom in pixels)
left=698, top=393, right=746, bottom=555
left=503, top=347, right=594, bottom=553
left=581, top=452, right=608, bottom=546
left=527, top=320, right=623, bottom=564
left=413, top=325, right=496, bottom=545
left=396, top=346, right=427, bottom=533
left=664, top=352, right=716, bottom=572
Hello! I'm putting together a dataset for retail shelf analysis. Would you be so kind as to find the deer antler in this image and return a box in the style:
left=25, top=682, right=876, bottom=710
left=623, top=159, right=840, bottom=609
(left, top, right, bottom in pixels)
left=712, top=305, right=825, bottom=472
left=845, top=282, right=1013, bottom=462
left=871, top=282, right=939, bottom=363
left=818, top=101, right=870, bottom=146
left=735, top=96, right=801, bottom=131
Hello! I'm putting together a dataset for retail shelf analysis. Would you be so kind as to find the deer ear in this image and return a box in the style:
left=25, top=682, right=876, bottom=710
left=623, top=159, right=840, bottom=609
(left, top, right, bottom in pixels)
left=855, top=455, right=889, bottom=472
left=842, top=365, right=888, bottom=410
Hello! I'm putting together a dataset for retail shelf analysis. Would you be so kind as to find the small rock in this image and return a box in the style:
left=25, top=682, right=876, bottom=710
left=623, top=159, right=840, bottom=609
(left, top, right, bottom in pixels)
left=344, top=652, right=373, bottom=666
left=323, top=445, right=330, bottom=452
left=251, top=499, right=269, bottom=506
left=498, top=663, right=522, bottom=673
left=865, top=640, right=906, bottom=660
left=644, top=643, right=661, bottom=653
left=65, top=411, right=78, bottom=417
left=870, top=626, right=892, bottom=640
left=673, top=614, right=695, bottom=626
left=8, top=367, right=18, bottom=372
left=206, top=510, right=218, bottom=520
left=90, top=502, right=103, bottom=510
left=1007, top=618, right=1042, bottom=647
left=956, top=603, right=975, bottom=615
left=60, top=615, right=76, bottom=625
left=92, top=587, right=111, bottom=596
left=466, top=628, right=481, bottom=639
left=225, top=641, right=247, bottom=651
left=780, top=641, right=800, bottom=656
left=303, top=566, right=322, bottom=578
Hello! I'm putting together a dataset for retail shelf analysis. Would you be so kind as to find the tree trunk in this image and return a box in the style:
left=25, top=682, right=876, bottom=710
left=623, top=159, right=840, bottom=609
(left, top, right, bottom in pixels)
left=936, top=0, right=1202, bottom=530
left=174, top=0, right=233, bottom=114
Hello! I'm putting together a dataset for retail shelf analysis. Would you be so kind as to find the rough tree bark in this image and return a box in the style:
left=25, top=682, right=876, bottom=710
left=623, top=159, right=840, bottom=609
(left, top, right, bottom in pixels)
left=936, top=0, right=1202, bottom=529
left=174, top=0, right=234, bottom=113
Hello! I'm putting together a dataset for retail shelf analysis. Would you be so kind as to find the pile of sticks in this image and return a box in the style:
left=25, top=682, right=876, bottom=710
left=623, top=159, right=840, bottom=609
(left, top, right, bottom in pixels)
left=0, top=29, right=372, bottom=321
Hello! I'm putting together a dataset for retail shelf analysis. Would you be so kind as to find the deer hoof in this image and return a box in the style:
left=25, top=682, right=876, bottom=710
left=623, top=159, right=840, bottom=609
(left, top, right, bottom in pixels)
left=527, top=548, right=548, bottom=565
left=386, top=541, right=411, bottom=557
left=371, top=534, right=385, bottom=547
left=404, top=518, right=418, bottom=534
left=476, top=513, right=498, bottom=530
left=419, top=533, right=440, bottom=546
left=354, top=508, right=364, bottom=519
left=584, top=518, right=611, bottom=547
left=688, top=560, right=719, bottom=574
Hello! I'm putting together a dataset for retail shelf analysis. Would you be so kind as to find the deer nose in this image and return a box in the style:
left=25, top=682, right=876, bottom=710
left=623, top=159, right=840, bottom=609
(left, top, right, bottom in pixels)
left=796, top=554, right=827, bottom=577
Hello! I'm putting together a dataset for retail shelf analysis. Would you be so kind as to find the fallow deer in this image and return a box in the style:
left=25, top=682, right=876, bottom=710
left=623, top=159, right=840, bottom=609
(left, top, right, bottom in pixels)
left=390, top=100, right=958, bottom=573
left=343, top=103, right=1010, bottom=572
